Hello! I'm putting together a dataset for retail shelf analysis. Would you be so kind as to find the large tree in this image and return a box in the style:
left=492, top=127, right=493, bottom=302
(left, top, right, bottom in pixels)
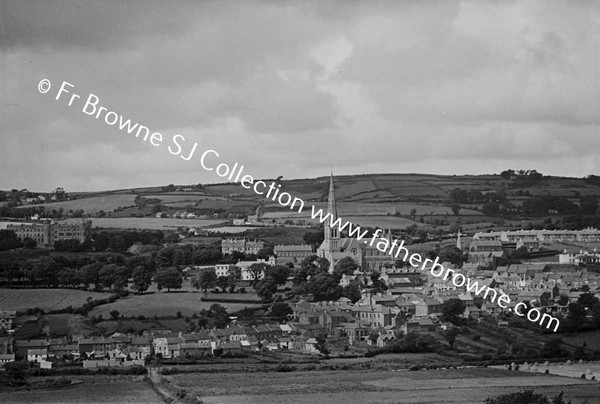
left=81, top=262, right=102, bottom=290
left=308, top=273, right=342, bottom=302
left=566, top=301, right=586, bottom=332
left=132, top=265, right=153, bottom=294
left=216, top=276, right=229, bottom=293
left=57, top=267, right=81, bottom=288
left=248, top=262, right=268, bottom=287
left=295, top=255, right=329, bottom=284
left=440, top=298, right=465, bottom=324
left=227, top=265, right=242, bottom=293
left=303, top=231, right=324, bottom=249
left=193, top=269, right=217, bottom=293
left=333, top=256, right=358, bottom=282
left=256, top=276, right=278, bottom=302
left=154, top=267, right=183, bottom=292
left=266, top=265, right=290, bottom=286
left=341, top=281, right=362, bottom=303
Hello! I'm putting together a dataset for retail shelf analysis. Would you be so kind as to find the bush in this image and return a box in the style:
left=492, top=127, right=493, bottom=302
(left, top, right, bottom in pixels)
left=485, top=389, right=567, bottom=404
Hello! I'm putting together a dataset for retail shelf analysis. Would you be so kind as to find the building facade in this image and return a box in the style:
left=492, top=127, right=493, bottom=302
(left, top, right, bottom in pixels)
left=221, top=238, right=264, bottom=255
left=7, top=220, right=91, bottom=246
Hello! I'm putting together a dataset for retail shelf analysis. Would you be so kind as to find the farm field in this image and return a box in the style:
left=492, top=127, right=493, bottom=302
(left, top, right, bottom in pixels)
left=61, top=217, right=227, bottom=230
left=560, top=330, right=600, bottom=351
left=343, top=215, right=418, bottom=229
left=0, top=289, right=112, bottom=312
left=20, top=194, right=138, bottom=214
left=0, top=221, right=24, bottom=229
left=206, top=226, right=257, bottom=233
left=494, top=361, right=600, bottom=380
left=89, top=291, right=261, bottom=318
left=2, top=378, right=162, bottom=403
left=168, top=367, right=600, bottom=404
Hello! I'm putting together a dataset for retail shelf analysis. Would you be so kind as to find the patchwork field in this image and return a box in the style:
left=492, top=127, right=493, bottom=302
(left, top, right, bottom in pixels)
left=21, top=194, right=138, bottom=214
left=89, top=291, right=261, bottom=318
left=168, top=367, right=600, bottom=404
left=0, top=289, right=113, bottom=312
left=61, top=217, right=227, bottom=230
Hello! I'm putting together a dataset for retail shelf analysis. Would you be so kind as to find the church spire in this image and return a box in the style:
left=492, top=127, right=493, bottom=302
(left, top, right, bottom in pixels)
left=325, top=172, right=340, bottom=241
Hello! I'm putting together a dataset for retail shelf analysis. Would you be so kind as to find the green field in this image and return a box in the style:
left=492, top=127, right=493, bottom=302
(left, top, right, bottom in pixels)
left=61, top=217, right=227, bottom=230
left=89, top=291, right=261, bottom=318
left=21, top=194, right=138, bottom=214
left=167, top=367, right=600, bottom=404
left=2, top=378, right=162, bottom=403
left=0, top=289, right=113, bottom=312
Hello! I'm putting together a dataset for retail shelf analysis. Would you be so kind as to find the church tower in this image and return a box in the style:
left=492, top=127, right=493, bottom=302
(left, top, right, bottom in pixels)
left=324, top=172, right=340, bottom=251
left=316, top=172, right=342, bottom=273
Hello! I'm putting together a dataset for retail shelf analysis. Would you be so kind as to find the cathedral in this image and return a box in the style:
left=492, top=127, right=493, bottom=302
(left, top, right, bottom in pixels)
left=317, top=174, right=396, bottom=273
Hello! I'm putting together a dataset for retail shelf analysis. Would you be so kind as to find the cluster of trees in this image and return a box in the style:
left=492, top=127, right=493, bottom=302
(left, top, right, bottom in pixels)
left=254, top=265, right=290, bottom=301
left=450, top=188, right=508, bottom=205
left=561, top=293, right=600, bottom=333
left=92, top=230, right=164, bottom=252
left=53, top=239, right=90, bottom=252
left=195, top=304, right=230, bottom=329
left=485, top=389, right=571, bottom=404
left=0, top=230, right=25, bottom=251
left=366, top=332, right=440, bottom=357
left=0, top=250, right=181, bottom=294
left=439, top=298, right=466, bottom=324
left=154, top=244, right=222, bottom=268
left=289, top=255, right=387, bottom=304
left=500, top=169, right=544, bottom=181
left=426, top=246, right=468, bottom=268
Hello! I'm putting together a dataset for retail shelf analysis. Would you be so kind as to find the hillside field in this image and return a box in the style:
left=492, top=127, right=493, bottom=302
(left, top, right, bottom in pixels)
left=61, top=217, right=227, bottom=230
left=89, top=291, right=262, bottom=318
left=20, top=194, right=138, bottom=213
left=0, top=289, right=113, bottom=312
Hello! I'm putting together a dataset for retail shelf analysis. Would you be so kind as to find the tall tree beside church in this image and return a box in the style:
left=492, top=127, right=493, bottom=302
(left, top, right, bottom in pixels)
left=294, top=255, right=329, bottom=284
left=308, top=273, right=342, bottom=301
left=333, top=257, right=358, bottom=282
left=341, top=280, right=362, bottom=303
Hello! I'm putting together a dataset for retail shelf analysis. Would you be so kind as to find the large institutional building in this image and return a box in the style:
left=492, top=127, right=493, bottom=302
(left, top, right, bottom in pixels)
left=473, top=228, right=600, bottom=244
left=221, top=238, right=264, bottom=255
left=316, top=174, right=395, bottom=273
left=7, top=220, right=92, bottom=246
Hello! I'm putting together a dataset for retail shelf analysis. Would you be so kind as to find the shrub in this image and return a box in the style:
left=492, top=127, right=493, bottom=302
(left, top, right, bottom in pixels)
left=485, top=389, right=567, bottom=404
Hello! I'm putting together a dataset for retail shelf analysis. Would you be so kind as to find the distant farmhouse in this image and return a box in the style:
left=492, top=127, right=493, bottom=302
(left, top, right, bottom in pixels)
left=7, top=220, right=91, bottom=247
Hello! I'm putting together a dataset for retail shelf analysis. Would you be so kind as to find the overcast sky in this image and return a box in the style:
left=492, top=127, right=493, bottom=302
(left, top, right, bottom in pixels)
left=1, top=0, right=599, bottom=192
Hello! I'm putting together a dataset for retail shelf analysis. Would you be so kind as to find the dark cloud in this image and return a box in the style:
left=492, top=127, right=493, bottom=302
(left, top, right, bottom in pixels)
left=0, top=0, right=598, bottom=191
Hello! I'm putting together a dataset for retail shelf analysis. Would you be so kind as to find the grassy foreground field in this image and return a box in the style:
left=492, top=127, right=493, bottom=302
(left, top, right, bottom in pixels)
left=89, top=291, right=261, bottom=317
left=1, top=378, right=162, bottom=404
left=0, top=289, right=113, bottom=312
left=167, top=367, right=600, bottom=404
